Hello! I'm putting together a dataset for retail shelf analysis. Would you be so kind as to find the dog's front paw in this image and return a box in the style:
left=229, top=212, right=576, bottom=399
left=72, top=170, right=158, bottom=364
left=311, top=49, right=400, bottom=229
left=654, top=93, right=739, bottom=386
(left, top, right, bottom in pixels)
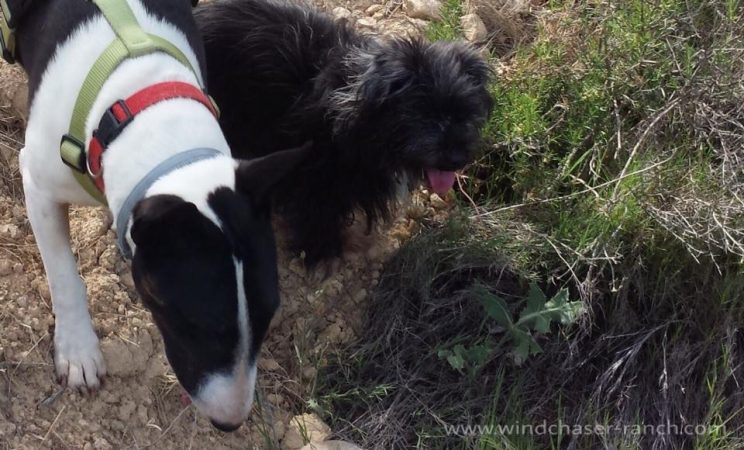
left=54, top=325, right=106, bottom=392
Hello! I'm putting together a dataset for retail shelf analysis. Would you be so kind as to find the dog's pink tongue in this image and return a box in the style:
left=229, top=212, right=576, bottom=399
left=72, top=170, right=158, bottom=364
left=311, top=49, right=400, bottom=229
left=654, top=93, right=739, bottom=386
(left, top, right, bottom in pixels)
left=426, top=169, right=456, bottom=194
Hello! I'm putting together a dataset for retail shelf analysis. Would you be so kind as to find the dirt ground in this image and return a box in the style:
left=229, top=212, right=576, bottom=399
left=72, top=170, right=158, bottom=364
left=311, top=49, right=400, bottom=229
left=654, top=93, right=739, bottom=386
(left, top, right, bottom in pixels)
left=0, top=1, right=446, bottom=448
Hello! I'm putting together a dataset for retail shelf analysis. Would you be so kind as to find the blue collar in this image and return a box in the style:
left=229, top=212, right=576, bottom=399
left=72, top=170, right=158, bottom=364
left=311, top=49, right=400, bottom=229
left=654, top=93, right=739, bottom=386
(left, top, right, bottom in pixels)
left=116, top=148, right=223, bottom=259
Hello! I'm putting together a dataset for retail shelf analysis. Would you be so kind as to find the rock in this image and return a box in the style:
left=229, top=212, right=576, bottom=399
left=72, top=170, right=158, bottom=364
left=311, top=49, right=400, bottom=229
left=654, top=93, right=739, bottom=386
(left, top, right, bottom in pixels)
left=461, top=13, right=488, bottom=42
left=100, top=331, right=152, bottom=377
left=299, top=441, right=364, bottom=450
left=282, top=413, right=331, bottom=450
left=0, top=61, right=29, bottom=121
left=118, top=399, right=136, bottom=422
left=353, top=289, right=367, bottom=304
left=302, top=366, right=317, bottom=381
left=119, top=271, right=135, bottom=290
left=408, top=18, right=431, bottom=30
left=259, top=357, right=281, bottom=372
left=0, top=260, right=12, bottom=276
left=0, top=224, right=20, bottom=239
left=365, top=4, right=384, bottom=15
left=332, top=7, right=352, bottom=20
left=404, top=0, right=442, bottom=21
left=273, top=418, right=287, bottom=441
left=356, top=17, right=377, bottom=29
left=93, top=437, right=112, bottom=450
left=429, top=193, right=447, bottom=209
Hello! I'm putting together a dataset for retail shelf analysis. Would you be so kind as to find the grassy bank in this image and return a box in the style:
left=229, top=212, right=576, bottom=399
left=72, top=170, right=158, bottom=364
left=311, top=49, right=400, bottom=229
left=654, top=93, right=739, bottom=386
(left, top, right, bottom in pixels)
left=318, top=0, right=744, bottom=448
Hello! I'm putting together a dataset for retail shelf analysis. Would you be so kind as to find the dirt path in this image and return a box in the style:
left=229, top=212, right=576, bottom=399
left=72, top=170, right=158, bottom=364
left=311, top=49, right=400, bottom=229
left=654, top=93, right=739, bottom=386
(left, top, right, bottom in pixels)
left=0, top=175, right=414, bottom=450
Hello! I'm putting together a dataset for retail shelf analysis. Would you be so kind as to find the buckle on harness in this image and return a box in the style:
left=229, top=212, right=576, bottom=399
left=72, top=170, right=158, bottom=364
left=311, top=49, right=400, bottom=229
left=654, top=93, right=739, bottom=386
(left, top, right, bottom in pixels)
left=93, top=100, right=133, bottom=147
left=60, top=135, right=87, bottom=173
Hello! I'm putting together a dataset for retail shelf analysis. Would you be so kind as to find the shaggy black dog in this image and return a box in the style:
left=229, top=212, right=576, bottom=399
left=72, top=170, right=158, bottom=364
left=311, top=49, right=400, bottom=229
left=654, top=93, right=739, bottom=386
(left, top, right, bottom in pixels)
left=195, top=0, right=493, bottom=265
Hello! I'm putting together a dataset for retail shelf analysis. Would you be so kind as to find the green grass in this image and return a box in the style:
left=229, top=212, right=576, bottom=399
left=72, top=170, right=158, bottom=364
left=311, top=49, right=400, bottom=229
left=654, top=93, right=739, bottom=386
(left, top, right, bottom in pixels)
left=320, top=0, right=744, bottom=448
left=424, top=0, right=464, bottom=41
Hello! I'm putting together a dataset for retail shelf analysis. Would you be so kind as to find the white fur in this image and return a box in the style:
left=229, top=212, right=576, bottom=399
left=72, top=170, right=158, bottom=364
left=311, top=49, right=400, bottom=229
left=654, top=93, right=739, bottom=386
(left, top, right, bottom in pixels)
left=20, top=0, right=254, bottom=425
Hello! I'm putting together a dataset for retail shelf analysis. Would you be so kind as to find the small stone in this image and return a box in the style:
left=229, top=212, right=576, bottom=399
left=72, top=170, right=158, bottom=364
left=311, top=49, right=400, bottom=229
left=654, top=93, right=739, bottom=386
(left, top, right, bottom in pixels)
left=12, top=262, right=23, bottom=273
left=83, top=443, right=93, bottom=450
left=0, top=224, right=20, bottom=239
left=408, top=18, right=431, bottom=30
left=430, top=193, right=447, bottom=208
left=365, top=4, right=384, bottom=15
left=404, top=0, right=442, bottom=21
left=282, top=414, right=331, bottom=450
left=332, top=7, right=352, bottom=19
left=36, top=281, right=51, bottom=301
left=267, top=393, right=283, bottom=404
left=273, top=419, right=287, bottom=441
left=0, top=260, right=11, bottom=276
left=259, top=357, right=281, bottom=371
left=93, top=437, right=112, bottom=450
left=119, top=271, right=135, bottom=290
left=356, top=17, right=377, bottom=28
left=302, top=366, right=317, bottom=380
left=461, top=13, right=488, bottom=42
left=353, top=289, right=368, bottom=303
left=118, top=399, right=136, bottom=421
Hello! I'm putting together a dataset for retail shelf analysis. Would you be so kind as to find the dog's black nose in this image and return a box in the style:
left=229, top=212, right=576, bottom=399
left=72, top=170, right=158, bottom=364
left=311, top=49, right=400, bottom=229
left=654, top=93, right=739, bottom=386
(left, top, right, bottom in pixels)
left=210, top=419, right=242, bottom=432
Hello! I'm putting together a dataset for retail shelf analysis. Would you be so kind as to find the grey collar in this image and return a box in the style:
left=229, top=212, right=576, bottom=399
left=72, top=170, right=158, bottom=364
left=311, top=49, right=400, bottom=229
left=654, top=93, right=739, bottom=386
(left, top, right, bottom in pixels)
left=115, top=148, right=224, bottom=259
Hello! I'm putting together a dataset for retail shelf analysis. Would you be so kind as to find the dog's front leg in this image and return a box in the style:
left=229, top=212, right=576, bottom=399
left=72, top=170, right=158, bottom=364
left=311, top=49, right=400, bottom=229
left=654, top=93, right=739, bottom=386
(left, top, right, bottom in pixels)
left=22, top=178, right=106, bottom=392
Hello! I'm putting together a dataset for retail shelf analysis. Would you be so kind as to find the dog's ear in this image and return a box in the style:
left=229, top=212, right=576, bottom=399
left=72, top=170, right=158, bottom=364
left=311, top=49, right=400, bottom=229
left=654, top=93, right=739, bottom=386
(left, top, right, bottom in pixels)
left=235, top=141, right=314, bottom=209
left=447, top=41, right=492, bottom=87
left=130, top=195, right=202, bottom=249
left=358, top=39, right=423, bottom=106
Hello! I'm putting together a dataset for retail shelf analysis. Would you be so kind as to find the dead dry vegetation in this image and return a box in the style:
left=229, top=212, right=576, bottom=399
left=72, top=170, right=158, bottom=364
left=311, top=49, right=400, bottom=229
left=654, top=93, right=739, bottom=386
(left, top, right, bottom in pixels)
left=319, top=1, right=744, bottom=449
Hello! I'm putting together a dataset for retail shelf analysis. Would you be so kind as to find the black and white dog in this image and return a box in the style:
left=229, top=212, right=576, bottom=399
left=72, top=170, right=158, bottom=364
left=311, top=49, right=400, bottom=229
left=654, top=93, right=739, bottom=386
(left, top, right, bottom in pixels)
left=14, top=0, right=305, bottom=431
left=195, top=0, right=493, bottom=266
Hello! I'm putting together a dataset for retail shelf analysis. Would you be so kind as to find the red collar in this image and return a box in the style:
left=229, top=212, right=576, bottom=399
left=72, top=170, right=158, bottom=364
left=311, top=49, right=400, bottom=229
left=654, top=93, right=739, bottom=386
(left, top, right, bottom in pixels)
left=87, top=81, right=219, bottom=192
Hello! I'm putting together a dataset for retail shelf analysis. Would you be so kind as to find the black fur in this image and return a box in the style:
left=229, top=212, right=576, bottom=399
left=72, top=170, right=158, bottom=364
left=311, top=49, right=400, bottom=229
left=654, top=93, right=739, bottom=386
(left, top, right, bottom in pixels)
left=196, top=0, right=493, bottom=265
left=131, top=194, right=241, bottom=394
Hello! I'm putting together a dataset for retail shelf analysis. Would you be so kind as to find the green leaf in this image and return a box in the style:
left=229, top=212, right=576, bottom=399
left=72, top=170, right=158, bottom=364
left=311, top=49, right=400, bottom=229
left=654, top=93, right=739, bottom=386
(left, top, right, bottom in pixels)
left=520, top=282, right=550, bottom=333
left=465, top=343, right=492, bottom=367
left=446, top=345, right=466, bottom=370
left=511, top=328, right=542, bottom=365
left=476, top=286, right=513, bottom=327
left=544, top=289, right=584, bottom=325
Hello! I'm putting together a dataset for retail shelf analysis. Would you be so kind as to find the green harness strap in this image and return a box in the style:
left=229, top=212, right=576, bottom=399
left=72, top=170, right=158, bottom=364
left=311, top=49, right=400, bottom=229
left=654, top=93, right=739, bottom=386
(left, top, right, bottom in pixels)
left=59, top=0, right=202, bottom=204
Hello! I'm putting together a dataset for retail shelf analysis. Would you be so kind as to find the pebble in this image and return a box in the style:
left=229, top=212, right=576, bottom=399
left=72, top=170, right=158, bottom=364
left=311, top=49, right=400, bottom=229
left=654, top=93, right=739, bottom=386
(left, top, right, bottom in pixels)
left=404, top=0, right=442, bottom=21
left=259, top=357, right=281, bottom=372
left=461, top=13, right=488, bottom=42
left=0, top=260, right=11, bottom=275
left=353, top=289, right=368, bottom=303
left=356, top=17, right=377, bottom=28
left=332, top=6, right=352, bottom=19
left=365, top=4, right=384, bottom=15
left=282, top=414, right=331, bottom=450
left=302, top=366, right=317, bottom=380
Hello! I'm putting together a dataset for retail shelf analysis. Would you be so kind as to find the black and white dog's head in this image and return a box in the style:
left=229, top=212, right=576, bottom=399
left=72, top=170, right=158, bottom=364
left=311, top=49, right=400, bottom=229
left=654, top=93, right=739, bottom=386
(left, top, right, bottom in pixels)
left=129, top=145, right=310, bottom=431
left=333, top=38, right=493, bottom=194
